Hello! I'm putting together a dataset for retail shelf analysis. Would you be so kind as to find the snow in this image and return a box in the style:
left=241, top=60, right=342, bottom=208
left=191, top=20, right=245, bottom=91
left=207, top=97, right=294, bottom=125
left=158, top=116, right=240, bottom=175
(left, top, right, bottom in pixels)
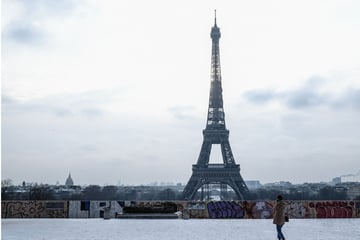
left=2, top=218, right=360, bottom=240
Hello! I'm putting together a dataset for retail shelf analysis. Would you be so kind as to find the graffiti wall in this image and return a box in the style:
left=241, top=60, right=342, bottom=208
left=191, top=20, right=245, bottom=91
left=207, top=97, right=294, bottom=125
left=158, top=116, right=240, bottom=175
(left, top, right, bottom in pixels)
left=68, top=201, right=124, bottom=218
left=1, top=201, right=68, bottom=218
left=186, top=202, right=208, bottom=218
left=2, top=200, right=360, bottom=219
left=68, top=201, right=90, bottom=218
left=207, top=201, right=245, bottom=218
left=356, top=201, right=360, bottom=218
left=204, top=200, right=360, bottom=219
left=308, top=201, right=356, bottom=218
left=121, top=201, right=182, bottom=214
left=205, top=201, right=273, bottom=219
left=68, top=201, right=184, bottom=218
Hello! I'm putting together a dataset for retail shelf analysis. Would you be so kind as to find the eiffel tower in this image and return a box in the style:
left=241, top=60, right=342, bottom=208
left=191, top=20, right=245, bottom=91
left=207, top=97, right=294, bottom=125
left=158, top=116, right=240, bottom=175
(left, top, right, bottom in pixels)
left=183, top=12, right=248, bottom=200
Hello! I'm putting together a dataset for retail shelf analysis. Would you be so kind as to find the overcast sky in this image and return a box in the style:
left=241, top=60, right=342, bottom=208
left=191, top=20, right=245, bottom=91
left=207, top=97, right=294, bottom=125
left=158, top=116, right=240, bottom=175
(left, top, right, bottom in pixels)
left=2, top=0, right=360, bottom=186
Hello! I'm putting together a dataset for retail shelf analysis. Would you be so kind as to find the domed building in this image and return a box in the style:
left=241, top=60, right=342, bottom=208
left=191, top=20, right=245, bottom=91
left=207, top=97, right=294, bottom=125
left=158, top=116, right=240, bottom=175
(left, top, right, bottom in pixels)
left=65, top=173, right=74, bottom=186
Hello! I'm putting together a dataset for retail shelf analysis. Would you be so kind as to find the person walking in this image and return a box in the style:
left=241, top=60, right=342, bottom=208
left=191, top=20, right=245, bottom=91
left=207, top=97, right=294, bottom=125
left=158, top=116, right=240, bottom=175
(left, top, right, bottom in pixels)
left=273, top=195, right=287, bottom=240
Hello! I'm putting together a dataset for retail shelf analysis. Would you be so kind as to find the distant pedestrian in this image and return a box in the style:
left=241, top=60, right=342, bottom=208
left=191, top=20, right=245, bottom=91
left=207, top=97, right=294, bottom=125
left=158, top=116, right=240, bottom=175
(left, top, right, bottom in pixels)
left=273, top=195, right=287, bottom=240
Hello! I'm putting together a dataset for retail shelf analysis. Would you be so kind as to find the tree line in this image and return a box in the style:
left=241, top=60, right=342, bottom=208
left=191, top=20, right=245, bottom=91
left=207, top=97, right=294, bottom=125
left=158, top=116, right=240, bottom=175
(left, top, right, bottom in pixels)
left=2, top=183, right=357, bottom=201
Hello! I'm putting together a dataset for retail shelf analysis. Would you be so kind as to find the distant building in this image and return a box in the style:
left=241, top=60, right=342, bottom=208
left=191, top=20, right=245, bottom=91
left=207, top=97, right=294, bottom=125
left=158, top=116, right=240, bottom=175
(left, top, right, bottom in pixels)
left=340, top=170, right=360, bottom=183
left=331, top=177, right=341, bottom=185
left=341, top=176, right=360, bottom=183
left=245, top=180, right=262, bottom=190
left=346, top=184, right=360, bottom=199
left=65, top=174, right=74, bottom=186
left=264, top=181, right=293, bottom=188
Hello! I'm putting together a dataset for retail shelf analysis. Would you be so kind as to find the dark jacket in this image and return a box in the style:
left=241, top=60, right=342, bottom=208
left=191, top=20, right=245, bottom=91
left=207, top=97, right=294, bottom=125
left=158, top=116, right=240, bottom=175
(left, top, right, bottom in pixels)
left=273, top=200, right=286, bottom=225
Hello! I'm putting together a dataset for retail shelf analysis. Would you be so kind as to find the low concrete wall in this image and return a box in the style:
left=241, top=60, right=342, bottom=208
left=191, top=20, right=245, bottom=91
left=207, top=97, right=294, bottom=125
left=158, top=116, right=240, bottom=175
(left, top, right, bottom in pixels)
left=2, top=200, right=360, bottom=219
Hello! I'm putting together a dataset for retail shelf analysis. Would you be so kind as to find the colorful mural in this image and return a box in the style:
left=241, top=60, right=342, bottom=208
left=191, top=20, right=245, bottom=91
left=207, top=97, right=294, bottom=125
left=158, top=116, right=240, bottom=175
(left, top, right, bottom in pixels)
left=308, top=201, right=355, bottom=218
left=2, top=200, right=360, bottom=219
left=205, top=201, right=273, bottom=219
left=286, top=201, right=310, bottom=218
left=1, top=201, right=68, bottom=218
left=204, top=200, right=359, bottom=219
left=247, top=201, right=273, bottom=219
left=186, top=202, right=208, bottom=218
left=207, top=201, right=245, bottom=219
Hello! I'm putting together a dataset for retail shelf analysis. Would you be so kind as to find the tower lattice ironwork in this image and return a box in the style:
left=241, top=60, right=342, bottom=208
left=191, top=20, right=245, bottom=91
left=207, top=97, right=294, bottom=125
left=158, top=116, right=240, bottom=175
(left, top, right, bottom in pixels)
left=183, top=13, right=248, bottom=200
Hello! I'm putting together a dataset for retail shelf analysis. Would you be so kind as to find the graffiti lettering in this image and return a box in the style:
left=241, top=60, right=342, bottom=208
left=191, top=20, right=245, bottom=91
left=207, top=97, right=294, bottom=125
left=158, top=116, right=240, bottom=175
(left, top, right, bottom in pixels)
left=252, top=201, right=273, bottom=219
left=123, top=201, right=178, bottom=213
left=309, top=201, right=354, bottom=218
left=207, top=201, right=244, bottom=218
left=2, top=201, right=68, bottom=218
left=7, top=201, right=45, bottom=218
left=287, top=201, right=309, bottom=218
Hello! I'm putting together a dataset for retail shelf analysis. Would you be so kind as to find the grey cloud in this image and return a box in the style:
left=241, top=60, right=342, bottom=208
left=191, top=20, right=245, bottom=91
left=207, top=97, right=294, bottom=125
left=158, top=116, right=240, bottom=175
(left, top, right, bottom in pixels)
left=12, top=0, right=77, bottom=19
left=284, top=89, right=326, bottom=108
left=2, top=98, right=62, bottom=115
left=2, top=93, right=106, bottom=118
left=242, top=77, right=327, bottom=108
left=54, top=108, right=74, bottom=117
left=243, top=89, right=275, bottom=104
left=302, top=76, right=325, bottom=88
left=340, top=88, right=360, bottom=109
left=2, top=22, right=43, bottom=45
left=79, top=144, right=99, bottom=153
left=19, top=0, right=77, bottom=15
left=2, top=95, right=17, bottom=104
left=2, top=0, right=79, bottom=45
left=81, top=108, right=104, bottom=117
left=168, top=105, right=197, bottom=120
left=243, top=77, right=359, bottom=110
left=284, top=77, right=327, bottom=108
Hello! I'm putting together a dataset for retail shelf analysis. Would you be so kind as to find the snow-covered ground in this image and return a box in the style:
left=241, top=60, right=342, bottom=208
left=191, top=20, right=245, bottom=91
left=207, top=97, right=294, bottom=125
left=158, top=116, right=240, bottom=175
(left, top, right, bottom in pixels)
left=2, top=218, right=360, bottom=240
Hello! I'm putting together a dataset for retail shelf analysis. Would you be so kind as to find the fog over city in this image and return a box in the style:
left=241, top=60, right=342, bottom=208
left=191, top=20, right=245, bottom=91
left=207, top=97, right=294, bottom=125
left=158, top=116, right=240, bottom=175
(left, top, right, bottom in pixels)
left=2, top=0, right=360, bottom=186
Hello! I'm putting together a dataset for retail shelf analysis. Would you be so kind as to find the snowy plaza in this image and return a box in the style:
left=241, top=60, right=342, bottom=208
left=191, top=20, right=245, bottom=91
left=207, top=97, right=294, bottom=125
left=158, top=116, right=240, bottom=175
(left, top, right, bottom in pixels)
left=2, top=218, right=360, bottom=240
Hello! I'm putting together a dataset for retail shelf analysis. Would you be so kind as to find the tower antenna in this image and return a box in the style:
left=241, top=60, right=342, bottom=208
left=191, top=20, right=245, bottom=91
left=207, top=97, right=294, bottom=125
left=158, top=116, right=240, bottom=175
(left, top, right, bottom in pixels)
left=214, top=9, right=217, bottom=25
